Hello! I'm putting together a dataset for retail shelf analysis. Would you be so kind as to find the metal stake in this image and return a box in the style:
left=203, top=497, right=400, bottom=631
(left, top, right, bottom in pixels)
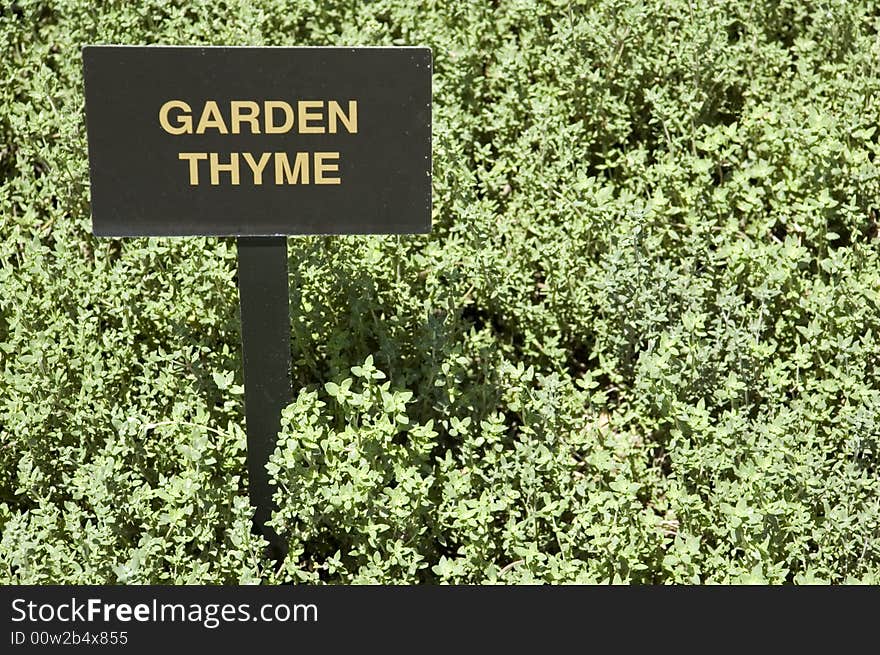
left=236, top=236, right=291, bottom=558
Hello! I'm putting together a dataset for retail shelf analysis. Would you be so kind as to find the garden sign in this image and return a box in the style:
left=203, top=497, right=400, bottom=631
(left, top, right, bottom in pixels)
left=82, top=45, right=432, bottom=554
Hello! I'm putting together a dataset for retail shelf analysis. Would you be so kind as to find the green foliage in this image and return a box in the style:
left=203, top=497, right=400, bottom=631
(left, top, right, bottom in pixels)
left=3, top=0, right=880, bottom=583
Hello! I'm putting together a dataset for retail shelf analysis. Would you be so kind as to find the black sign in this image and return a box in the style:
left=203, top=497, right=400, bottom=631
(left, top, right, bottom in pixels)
left=82, top=46, right=432, bottom=236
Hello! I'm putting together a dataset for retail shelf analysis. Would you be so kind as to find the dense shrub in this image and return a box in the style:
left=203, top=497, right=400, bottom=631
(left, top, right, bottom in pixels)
left=3, top=0, right=880, bottom=583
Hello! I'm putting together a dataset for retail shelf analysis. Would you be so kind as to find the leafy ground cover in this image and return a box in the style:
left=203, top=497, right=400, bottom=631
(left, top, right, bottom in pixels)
left=2, top=0, right=880, bottom=583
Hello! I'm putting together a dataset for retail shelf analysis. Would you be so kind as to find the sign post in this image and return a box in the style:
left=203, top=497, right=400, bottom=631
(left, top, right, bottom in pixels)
left=236, top=237, right=291, bottom=556
left=83, top=45, right=432, bottom=554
